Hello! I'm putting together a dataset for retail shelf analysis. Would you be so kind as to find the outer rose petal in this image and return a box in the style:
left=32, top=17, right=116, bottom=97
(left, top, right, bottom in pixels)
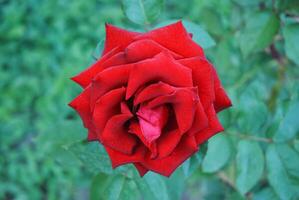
left=134, top=163, right=148, bottom=177
left=178, top=57, right=215, bottom=110
left=135, top=21, right=204, bottom=58
left=105, top=145, right=146, bottom=168
left=211, top=67, right=232, bottom=112
left=195, top=104, right=224, bottom=144
left=125, top=39, right=183, bottom=63
left=126, top=52, right=193, bottom=99
left=103, top=23, right=140, bottom=55
left=187, top=102, right=209, bottom=136
left=71, top=47, right=120, bottom=88
left=68, top=86, right=97, bottom=140
left=90, top=64, right=132, bottom=110
left=141, top=135, right=198, bottom=177
left=92, top=87, right=126, bottom=134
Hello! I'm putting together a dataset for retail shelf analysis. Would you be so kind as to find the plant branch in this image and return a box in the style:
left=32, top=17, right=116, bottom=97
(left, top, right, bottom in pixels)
left=226, top=132, right=273, bottom=143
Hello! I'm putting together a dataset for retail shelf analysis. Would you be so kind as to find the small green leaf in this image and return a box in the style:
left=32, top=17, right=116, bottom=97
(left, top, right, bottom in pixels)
left=182, top=20, right=215, bottom=49
left=240, top=12, right=280, bottom=57
left=236, top=140, right=264, bottom=194
left=92, top=40, right=104, bottom=61
left=122, top=0, right=164, bottom=26
left=283, top=23, right=299, bottom=65
left=202, top=134, right=232, bottom=173
left=135, top=172, right=170, bottom=200
left=266, top=144, right=299, bottom=200
left=253, top=187, right=280, bottom=200
left=67, top=141, right=114, bottom=174
left=275, top=144, right=299, bottom=179
left=90, top=173, right=128, bottom=200
left=274, top=102, right=299, bottom=142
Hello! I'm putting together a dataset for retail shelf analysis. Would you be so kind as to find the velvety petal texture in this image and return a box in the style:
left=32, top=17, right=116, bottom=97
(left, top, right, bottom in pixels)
left=69, top=21, right=232, bottom=177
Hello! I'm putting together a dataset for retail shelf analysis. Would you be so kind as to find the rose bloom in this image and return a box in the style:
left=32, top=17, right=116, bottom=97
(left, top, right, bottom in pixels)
left=69, top=21, right=231, bottom=177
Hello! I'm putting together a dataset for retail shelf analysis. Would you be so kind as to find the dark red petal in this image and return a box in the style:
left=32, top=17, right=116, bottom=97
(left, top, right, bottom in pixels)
left=101, top=113, right=137, bottom=154
left=92, top=87, right=125, bottom=134
left=136, top=104, right=169, bottom=143
left=125, top=39, right=183, bottom=63
left=90, top=64, right=132, bottom=110
left=69, top=87, right=95, bottom=134
left=134, top=81, right=175, bottom=106
left=141, top=135, right=198, bottom=177
left=103, top=24, right=140, bottom=55
left=105, top=145, right=146, bottom=168
left=147, top=87, right=199, bottom=134
left=195, top=105, right=224, bottom=145
left=187, top=102, right=209, bottom=136
left=211, top=67, right=232, bottom=112
left=134, top=163, right=148, bottom=177
left=178, top=57, right=215, bottom=110
left=87, top=130, right=98, bottom=141
left=100, top=52, right=127, bottom=69
left=135, top=21, right=204, bottom=58
left=71, top=47, right=120, bottom=88
left=126, top=52, right=193, bottom=99
left=156, top=129, right=182, bottom=158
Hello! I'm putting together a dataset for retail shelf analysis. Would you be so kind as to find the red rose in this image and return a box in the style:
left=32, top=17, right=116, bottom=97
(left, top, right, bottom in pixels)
left=69, top=21, right=231, bottom=177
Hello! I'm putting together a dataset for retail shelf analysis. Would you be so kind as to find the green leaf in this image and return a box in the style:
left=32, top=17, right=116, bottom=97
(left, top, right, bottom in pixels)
left=236, top=140, right=264, bottom=194
left=163, top=169, right=185, bottom=200
left=266, top=144, right=299, bottom=200
left=122, top=0, right=164, bottom=25
left=135, top=172, right=169, bottom=200
left=283, top=23, right=299, bottom=65
left=240, top=12, right=280, bottom=57
left=67, top=141, right=114, bottom=174
left=182, top=20, right=216, bottom=49
left=92, top=40, right=104, bottom=61
left=202, top=134, right=232, bottom=173
left=274, top=102, right=299, bottom=142
left=275, top=144, right=299, bottom=179
left=253, top=187, right=280, bottom=200
left=90, top=173, right=128, bottom=200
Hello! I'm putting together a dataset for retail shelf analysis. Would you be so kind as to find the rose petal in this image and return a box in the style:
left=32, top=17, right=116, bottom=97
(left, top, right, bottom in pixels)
left=141, top=135, right=198, bottom=177
left=71, top=47, right=121, bottom=88
left=136, top=104, right=169, bottom=143
left=103, top=23, right=140, bottom=55
left=195, top=104, right=224, bottom=145
left=211, top=67, right=232, bottom=112
left=178, top=57, right=215, bottom=110
left=134, top=163, right=148, bottom=177
left=125, top=39, right=183, bottom=63
left=147, top=87, right=199, bottom=134
left=101, top=113, right=137, bottom=154
left=90, top=64, right=132, bottom=110
left=92, top=87, right=126, bottom=134
left=68, top=87, right=96, bottom=137
left=156, top=129, right=182, bottom=158
left=135, top=21, right=204, bottom=58
left=187, top=102, right=209, bottom=136
left=129, top=121, right=158, bottom=158
left=126, top=52, right=193, bottom=99
left=105, top=145, right=146, bottom=168
left=134, top=81, right=175, bottom=106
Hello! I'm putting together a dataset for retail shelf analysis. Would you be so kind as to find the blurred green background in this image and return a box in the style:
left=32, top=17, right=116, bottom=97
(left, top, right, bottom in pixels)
left=1, top=0, right=299, bottom=199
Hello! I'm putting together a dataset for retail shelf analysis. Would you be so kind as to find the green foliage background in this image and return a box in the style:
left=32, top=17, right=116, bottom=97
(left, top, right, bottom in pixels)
left=1, top=0, right=299, bottom=199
